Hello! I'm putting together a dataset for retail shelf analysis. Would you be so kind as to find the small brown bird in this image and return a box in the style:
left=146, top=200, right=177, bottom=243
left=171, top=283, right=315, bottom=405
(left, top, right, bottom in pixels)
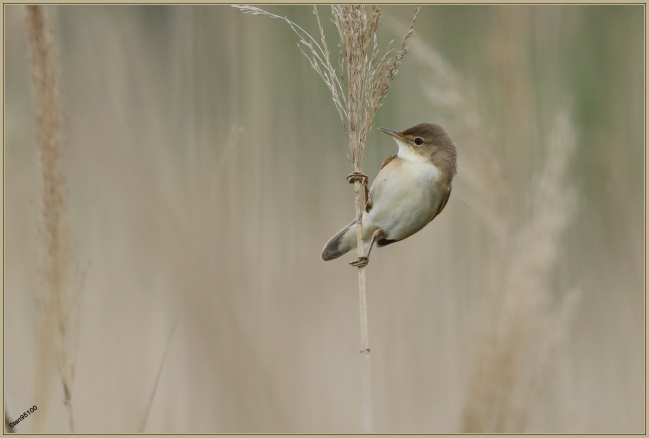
left=321, top=123, right=457, bottom=266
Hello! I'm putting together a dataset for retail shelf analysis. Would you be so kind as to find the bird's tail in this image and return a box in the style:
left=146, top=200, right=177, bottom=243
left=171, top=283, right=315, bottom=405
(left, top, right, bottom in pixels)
left=321, top=220, right=357, bottom=261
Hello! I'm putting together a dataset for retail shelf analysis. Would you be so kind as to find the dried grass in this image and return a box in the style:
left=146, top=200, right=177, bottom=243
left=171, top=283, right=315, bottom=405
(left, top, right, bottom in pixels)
left=6, top=5, right=641, bottom=433
left=234, top=5, right=420, bottom=432
left=402, top=20, right=582, bottom=433
left=460, top=113, right=580, bottom=432
left=26, top=5, right=76, bottom=433
left=234, top=5, right=418, bottom=162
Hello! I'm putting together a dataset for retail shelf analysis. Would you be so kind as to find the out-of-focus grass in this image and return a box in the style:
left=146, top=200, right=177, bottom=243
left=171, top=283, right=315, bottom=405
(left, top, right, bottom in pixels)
left=4, top=5, right=644, bottom=433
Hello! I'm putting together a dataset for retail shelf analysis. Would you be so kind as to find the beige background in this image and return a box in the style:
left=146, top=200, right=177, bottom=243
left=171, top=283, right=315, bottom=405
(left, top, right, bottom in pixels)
left=4, top=4, right=644, bottom=433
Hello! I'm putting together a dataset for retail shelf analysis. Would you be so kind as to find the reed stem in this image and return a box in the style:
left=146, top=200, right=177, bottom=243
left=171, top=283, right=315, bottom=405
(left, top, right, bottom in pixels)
left=353, top=168, right=371, bottom=432
left=234, top=6, right=419, bottom=431
left=26, top=5, right=74, bottom=432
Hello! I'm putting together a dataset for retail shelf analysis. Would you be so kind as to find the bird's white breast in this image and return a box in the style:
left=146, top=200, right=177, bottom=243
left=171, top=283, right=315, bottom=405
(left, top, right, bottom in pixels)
left=364, top=143, right=445, bottom=241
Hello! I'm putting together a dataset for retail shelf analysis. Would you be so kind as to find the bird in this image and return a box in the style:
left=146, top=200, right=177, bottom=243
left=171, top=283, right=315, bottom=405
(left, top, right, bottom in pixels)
left=321, top=123, right=457, bottom=267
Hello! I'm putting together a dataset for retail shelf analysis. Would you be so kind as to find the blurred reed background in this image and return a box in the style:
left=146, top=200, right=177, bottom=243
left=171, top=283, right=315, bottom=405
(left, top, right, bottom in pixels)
left=4, top=4, right=644, bottom=433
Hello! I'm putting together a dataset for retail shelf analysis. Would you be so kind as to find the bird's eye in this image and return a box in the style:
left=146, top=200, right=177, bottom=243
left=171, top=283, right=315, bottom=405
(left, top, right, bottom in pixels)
left=414, top=137, right=424, bottom=145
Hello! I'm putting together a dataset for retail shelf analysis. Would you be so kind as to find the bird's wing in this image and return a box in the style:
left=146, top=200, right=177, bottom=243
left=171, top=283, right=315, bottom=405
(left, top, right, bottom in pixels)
left=364, top=183, right=371, bottom=212
left=380, top=154, right=398, bottom=169
left=366, top=155, right=399, bottom=213
left=435, top=185, right=452, bottom=218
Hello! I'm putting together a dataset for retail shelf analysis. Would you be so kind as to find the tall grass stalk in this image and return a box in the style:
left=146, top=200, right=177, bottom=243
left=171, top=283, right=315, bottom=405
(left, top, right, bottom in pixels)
left=402, top=25, right=581, bottom=432
left=140, top=312, right=181, bottom=432
left=26, top=5, right=75, bottom=432
left=234, top=5, right=419, bottom=432
left=460, top=113, right=579, bottom=432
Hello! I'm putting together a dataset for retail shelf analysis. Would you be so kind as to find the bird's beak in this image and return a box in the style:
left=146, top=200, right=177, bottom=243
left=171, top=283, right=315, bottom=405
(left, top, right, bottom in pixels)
left=379, top=127, right=404, bottom=141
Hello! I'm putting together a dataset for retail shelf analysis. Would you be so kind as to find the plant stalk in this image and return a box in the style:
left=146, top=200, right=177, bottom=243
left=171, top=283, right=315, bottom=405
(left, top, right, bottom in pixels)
left=232, top=6, right=421, bottom=432
left=26, top=5, right=74, bottom=433
left=353, top=160, right=371, bottom=433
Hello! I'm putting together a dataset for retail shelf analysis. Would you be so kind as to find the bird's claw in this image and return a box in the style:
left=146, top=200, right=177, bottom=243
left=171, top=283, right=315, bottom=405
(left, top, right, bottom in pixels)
left=346, top=171, right=369, bottom=185
left=350, top=256, right=369, bottom=268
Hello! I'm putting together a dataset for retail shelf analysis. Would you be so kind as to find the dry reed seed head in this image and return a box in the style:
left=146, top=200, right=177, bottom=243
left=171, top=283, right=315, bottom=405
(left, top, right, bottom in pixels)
left=235, top=4, right=420, bottom=166
left=26, top=6, right=63, bottom=149
left=26, top=5, right=76, bottom=432
left=26, top=5, right=70, bottom=280
left=396, top=21, right=577, bottom=431
left=462, top=112, right=578, bottom=433
left=232, top=5, right=280, bottom=18
left=368, top=6, right=381, bottom=39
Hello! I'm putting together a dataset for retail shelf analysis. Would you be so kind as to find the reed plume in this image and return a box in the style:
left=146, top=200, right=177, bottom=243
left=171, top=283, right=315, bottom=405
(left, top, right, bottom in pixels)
left=402, top=21, right=581, bottom=433
left=234, top=5, right=420, bottom=432
left=26, top=5, right=76, bottom=432
left=460, top=113, right=580, bottom=432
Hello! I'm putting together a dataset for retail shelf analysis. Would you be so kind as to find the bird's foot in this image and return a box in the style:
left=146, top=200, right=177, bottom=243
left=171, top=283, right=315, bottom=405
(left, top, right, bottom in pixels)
left=350, top=256, right=369, bottom=268
left=346, top=171, right=368, bottom=186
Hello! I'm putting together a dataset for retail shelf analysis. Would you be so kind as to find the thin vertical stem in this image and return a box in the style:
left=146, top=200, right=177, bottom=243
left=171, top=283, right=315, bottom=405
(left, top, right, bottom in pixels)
left=358, top=265, right=372, bottom=433
left=140, top=310, right=182, bottom=432
left=353, top=159, right=371, bottom=432
left=233, top=6, right=420, bottom=432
